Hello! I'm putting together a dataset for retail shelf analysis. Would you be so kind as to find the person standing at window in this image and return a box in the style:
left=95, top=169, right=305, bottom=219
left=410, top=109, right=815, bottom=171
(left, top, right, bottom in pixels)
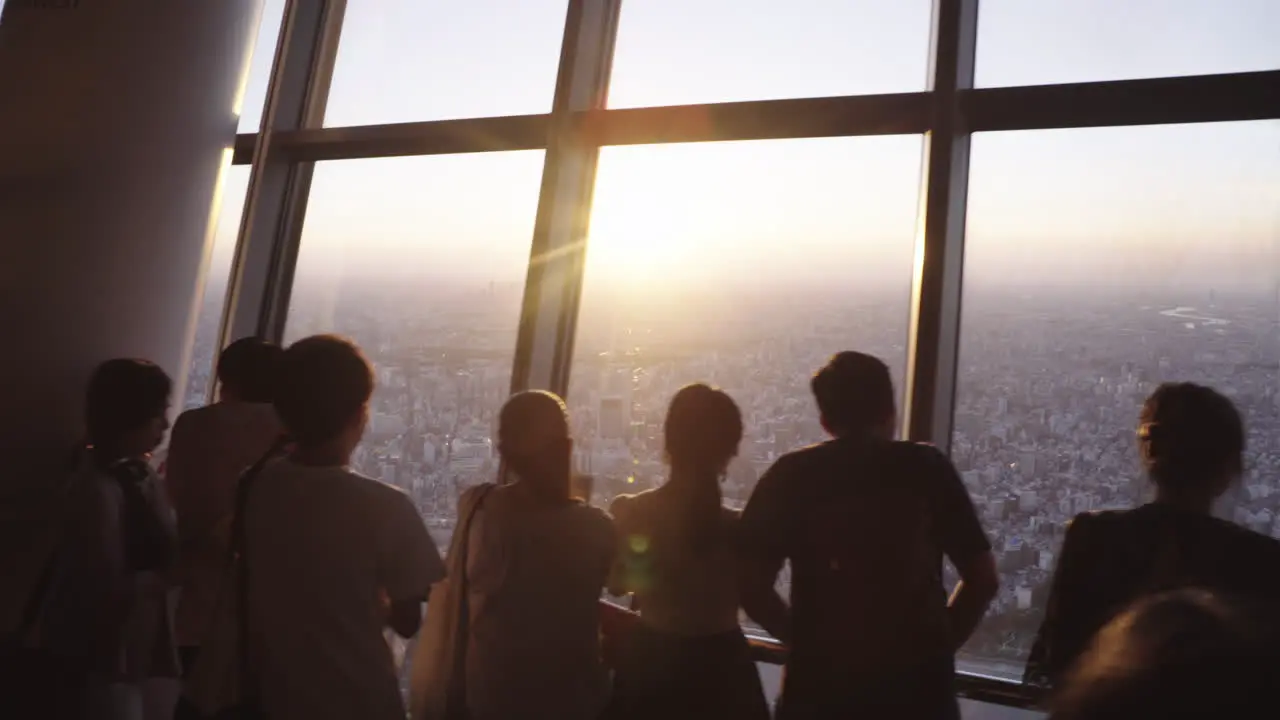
left=165, top=337, right=283, bottom=674
left=460, top=391, right=616, bottom=720
left=35, top=359, right=180, bottom=720
left=244, top=335, right=444, bottom=720
left=1026, top=382, right=1280, bottom=688
left=738, top=351, right=998, bottom=720
left=606, top=384, right=770, bottom=720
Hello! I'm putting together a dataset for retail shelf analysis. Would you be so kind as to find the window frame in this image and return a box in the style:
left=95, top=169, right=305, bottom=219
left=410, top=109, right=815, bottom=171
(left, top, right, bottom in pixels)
left=215, top=0, right=1280, bottom=706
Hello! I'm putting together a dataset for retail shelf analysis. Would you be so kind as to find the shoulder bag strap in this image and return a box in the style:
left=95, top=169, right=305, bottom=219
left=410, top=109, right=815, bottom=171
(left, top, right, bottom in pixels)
left=230, top=435, right=291, bottom=694
left=446, top=483, right=496, bottom=718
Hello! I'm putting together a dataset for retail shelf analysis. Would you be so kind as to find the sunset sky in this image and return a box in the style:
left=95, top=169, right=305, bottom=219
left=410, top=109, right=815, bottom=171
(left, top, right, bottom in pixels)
left=206, top=0, right=1279, bottom=302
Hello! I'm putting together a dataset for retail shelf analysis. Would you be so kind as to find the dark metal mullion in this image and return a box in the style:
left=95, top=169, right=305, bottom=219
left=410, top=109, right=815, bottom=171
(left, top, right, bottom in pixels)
left=222, top=0, right=346, bottom=348
left=234, top=69, right=1279, bottom=167
left=965, top=70, right=1280, bottom=132
left=580, top=91, right=932, bottom=145
left=510, top=0, right=622, bottom=396
left=903, top=0, right=978, bottom=448
left=269, top=114, right=553, bottom=162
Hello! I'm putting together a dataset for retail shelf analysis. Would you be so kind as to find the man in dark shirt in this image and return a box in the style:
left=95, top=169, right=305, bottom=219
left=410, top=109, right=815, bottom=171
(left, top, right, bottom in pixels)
left=739, top=351, right=999, bottom=719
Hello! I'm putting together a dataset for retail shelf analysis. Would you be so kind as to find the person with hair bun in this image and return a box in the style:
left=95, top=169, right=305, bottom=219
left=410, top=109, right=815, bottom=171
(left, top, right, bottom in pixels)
left=242, top=335, right=444, bottom=720
left=1027, top=382, right=1280, bottom=688
left=454, top=390, right=617, bottom=720
left=606, top=384, right=770, bottom=720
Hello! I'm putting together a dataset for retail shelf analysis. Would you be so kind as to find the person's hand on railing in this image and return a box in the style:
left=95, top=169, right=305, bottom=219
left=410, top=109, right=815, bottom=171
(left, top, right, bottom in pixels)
left=598, top=598, right=639, bottom=668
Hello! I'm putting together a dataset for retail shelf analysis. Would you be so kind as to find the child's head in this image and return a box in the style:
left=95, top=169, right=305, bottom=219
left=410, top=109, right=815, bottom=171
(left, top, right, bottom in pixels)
left=216, top=336, right=283, bottom=403
left=85, top=358, right=172, bottom=458
left=274, top=335, right=374, bottom=454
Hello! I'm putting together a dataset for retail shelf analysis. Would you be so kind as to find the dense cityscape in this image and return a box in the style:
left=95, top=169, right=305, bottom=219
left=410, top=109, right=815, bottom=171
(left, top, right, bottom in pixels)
left=185, top=276, right=1279, bottom=683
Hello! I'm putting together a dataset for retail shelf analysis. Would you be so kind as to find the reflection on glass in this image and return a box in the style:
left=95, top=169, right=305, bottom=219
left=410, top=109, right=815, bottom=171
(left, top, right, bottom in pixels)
left=284, top=152, right=544, bottom=554
left=609, top=0, right=931, bottom=108
left=570, top=136, right=923, bottom=619
left=185, top=166, right=250, bottom=411
left=976, top=0, right=1280, bottom=87
left=237, top=0, right=286, bottom=132
left=324, top=0, right=568, bottom=126
left=953, top=121, right=1280, bottom=679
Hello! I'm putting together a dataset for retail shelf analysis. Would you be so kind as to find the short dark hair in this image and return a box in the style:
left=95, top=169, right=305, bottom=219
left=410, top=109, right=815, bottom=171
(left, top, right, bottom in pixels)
left=216, top=337, right=282, bottom=403
left=1051, top=589, right=1279, bottom=720
left=274, top=335, right=374, bottom=446
left=86, top=358, right=172, bottom=444
left=1138, top=382, right=1244, bottom=493
left=811, top=351, right=895, bottom=432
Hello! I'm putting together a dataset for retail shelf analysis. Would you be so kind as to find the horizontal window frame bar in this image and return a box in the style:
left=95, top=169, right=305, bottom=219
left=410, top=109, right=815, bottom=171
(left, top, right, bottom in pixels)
left=232, top=132, right=256, bottom=164
left=231, top=70, right=1279, bottom=165
left=263, top=114, right=552, bottom=163
left=746, top=633, right=1044, bottom=709
left=579, top=92, right=933, bottom=145
left=955, top=672, right=1045, bottom=710
left=965, top=70, right=1280, bottom=132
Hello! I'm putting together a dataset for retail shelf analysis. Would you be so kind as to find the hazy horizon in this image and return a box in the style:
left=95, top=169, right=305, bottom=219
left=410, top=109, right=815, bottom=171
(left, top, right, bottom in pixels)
left=196, top=0, right=1279, bottom=326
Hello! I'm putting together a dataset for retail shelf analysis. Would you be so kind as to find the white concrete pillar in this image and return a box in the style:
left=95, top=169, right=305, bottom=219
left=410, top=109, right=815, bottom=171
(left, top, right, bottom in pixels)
left=0, top=0, right=264, bottom=485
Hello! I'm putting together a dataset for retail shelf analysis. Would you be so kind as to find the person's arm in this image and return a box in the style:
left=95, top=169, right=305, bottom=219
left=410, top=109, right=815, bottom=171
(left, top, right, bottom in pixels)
left=78, top=478, right=132, bottom=655
left=378, top=490, right=446, bottom=639
left=605, top=496, right=631, bottom=598
left=737, top=459, right=794, bottom=645
left=924, top=447, right=999, bottom=650
left=946, top=549, right=999, bottom=650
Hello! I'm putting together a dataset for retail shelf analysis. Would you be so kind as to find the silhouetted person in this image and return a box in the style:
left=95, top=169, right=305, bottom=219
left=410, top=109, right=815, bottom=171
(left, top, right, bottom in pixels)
left=606, top=384, right=770, bottom=720
left=165, top=337, right=283, bottom=673
left=35, top=359, right=179, bottom=719
left=739, top=351, right=998, bottom=720
left=460, top=391, right=615, bottom=720
left=245, top=335, right=443, bottom=720
left=1027, top=382, right=1280, bottom=688
left=1049, top=589, right=1280, bottom=720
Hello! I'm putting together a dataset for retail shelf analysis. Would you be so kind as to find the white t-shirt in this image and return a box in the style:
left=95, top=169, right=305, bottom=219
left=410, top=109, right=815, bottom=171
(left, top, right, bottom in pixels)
left=462, top=485, right=616, bottom=720
left=165, top=400, right=281, bottom=647
left=245, top=459, right=444, bottom=720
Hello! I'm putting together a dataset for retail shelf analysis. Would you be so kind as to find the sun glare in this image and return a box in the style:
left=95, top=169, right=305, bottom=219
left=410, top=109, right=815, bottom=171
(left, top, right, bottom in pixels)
left=584, top=152, right=719, bottom=288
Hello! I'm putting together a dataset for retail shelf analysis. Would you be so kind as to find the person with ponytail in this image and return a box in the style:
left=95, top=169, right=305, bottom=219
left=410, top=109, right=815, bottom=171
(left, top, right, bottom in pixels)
left=1027, top=382, right=1280, bottom=689
left=457, top=390, right=616, bottom=720
left=605, top=384, right=769, bottom=720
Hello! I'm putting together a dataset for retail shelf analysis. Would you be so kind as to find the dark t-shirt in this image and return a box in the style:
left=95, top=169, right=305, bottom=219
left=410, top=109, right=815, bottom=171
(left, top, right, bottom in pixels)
left=1026, top=502, right=1280, bottom=686
left=739, top=437, right=991, bottom=699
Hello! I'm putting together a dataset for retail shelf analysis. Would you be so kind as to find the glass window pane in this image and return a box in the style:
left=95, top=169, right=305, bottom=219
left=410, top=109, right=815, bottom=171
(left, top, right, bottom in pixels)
left=977, top=0, right=1280, bottom=87
left=954, top=121, right=1280, bottom=678
left=324, top=0, right=569, bottom=127
left=238, top=0, right=286, bottom=133
left=570, top=137, right=923, bottom=622
left=608, top=0, right=933, bottom=108
left=284, top=151, right=544, bottom=549
left=184, top=165, right=250, bottom=410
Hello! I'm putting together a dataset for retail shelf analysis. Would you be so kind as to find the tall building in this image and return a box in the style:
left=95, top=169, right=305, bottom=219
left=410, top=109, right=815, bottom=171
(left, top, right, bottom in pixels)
left=599, top=396, right=628, bottom=440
